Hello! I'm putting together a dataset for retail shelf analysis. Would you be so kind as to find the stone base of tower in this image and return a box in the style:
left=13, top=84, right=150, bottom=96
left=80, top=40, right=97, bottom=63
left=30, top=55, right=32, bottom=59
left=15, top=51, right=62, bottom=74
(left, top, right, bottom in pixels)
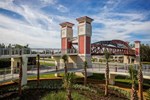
left=77, top=54, right=92, bottom=68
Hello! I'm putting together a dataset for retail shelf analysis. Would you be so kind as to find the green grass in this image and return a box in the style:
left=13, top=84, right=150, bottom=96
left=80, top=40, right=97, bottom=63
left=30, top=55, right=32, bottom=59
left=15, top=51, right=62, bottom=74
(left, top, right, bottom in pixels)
left=115, top=78, right=150, bottom=88
left=0, top=68, right=6, bottom=71
left=141, top=62, right=150, bottom=65
left=28, top=73, right=64, bottom=79
left=42, top=91, right=90, bottom=100
left=40, top=62, right=55, bottom=66
left=40, top=58, right=55, bottom=61
left=28, top=74, right=55, bottom=79
left=0, top=68, right=11, bottom=74
left=115, top=79, right=132, bottom=83
left=0, top=67, right=10, bottom=71
left=28, top=73, right=82, bottom=80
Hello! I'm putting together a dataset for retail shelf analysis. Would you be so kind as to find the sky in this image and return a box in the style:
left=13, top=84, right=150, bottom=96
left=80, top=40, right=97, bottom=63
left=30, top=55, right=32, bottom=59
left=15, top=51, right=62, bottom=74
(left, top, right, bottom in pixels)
left=0, top=0, right=150, bottom=48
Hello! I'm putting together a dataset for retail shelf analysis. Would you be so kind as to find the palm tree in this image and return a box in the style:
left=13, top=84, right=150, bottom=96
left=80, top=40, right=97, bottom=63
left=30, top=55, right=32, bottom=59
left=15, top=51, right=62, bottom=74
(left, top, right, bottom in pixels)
left=18, top=56, right=22, bottom=96
left=128, top=65, right=138, bottom=100
left=18, top=50, right=22, bottom=96
left=63, top=72, right=75, bottom=100
left=84, top=61, right=88, bottom=86
left=37, top=54, right=40, bottom=88
left=104, top=49, right=111, bottom=96
left=138, top=64, right=143, bottom=100
left=62, top=54, right=68, bottom=74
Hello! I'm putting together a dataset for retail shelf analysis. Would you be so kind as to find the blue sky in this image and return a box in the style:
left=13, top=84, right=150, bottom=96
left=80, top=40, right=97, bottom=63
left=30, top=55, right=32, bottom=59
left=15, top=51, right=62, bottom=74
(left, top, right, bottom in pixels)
left=0, top=0, right=150, bottom=48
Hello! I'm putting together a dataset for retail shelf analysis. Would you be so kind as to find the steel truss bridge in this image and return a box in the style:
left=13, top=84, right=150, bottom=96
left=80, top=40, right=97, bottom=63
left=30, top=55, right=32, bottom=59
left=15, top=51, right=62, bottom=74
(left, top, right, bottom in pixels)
left=91, top=40, right=135, bottom=56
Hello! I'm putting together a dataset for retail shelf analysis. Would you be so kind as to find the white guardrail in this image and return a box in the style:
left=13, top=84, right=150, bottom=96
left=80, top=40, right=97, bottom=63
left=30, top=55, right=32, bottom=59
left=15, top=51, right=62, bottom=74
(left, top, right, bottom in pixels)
left=0, top=63, right=150, bottom=83
left=0, top=48, right=78, bottom=58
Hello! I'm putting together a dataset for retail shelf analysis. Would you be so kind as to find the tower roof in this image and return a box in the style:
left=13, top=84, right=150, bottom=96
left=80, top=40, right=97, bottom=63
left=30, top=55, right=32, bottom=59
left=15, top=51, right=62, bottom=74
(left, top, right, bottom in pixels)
left=134, top=41, right=141, bottom=43
left=59, top=22, right=74, bottom=28
left=76, top=16, right=93, bottom=23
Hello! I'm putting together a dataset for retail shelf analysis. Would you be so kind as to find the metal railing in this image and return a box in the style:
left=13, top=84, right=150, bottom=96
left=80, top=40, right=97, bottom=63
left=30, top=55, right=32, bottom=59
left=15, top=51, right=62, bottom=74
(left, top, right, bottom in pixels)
left=92, top=63, right=150, bottom=75
left=0, top=68, right=19, bottom=83
left=0, top=48, right=78, bottom=58
left=1, top=63, right=150, bottom=83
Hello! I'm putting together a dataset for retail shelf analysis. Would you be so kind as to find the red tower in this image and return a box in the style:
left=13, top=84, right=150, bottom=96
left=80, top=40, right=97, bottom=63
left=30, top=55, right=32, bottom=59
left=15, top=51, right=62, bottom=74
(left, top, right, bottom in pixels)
left=134, top=41, right=141, bottom=64
left=60, top=22, right=74, bottom=53
left=76, top=16, right=93, bottom=67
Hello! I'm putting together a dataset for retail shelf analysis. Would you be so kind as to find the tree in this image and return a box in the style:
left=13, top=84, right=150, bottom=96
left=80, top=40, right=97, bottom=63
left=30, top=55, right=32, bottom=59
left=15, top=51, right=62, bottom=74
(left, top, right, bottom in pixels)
left=128, top=65, right=138, bottom=100
left=37, top=54, right=40, bottom=88
left=84, top=61, right=88, bottom=86
left=140, top=44, right=150, bottom=62
left=62, top=54, right=68, bottom=74
left=14, top=44, right=24, bottom=49
left=138, top=64, right=143, bottom=100
left=8, top=44, right=12, bottom=48
left=104, top=49, right=111, bottom=96
left=63, top=72, right=75, bottom=100
left=24, top=44, right=29, bottom=48
left=18, top=56, right=23, bottom=96
left=0, top=43, right=5, bottom=48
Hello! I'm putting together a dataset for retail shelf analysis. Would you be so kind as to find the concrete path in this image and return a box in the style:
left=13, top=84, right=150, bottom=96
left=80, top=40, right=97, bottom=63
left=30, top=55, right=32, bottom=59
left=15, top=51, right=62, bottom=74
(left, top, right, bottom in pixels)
left=1, top=66, right=150, bottom=84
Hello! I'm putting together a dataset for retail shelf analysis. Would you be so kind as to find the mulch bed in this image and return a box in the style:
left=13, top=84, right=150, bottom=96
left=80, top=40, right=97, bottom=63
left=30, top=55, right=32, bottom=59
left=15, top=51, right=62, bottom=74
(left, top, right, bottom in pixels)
left=0, top=78, right=129, bottom=100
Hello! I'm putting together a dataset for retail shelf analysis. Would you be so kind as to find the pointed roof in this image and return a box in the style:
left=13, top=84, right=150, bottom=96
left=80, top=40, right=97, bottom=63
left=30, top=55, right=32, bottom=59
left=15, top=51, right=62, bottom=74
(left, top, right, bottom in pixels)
left=76, top=16, right=93, bottom=23
left=59, top=22, right=74, bottom=28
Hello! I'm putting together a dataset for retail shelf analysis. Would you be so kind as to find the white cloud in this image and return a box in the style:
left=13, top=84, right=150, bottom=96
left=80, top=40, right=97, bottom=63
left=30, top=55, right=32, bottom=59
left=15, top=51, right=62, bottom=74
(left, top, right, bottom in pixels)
left=101, top=0, right=121, bottom=12
left=56, top=4, right=69, bottom=13
left=92, top=12, right=150, bottom=42
left=0, top=0, right=75, bottom=48
left=0, top=14, right=60, bottom=48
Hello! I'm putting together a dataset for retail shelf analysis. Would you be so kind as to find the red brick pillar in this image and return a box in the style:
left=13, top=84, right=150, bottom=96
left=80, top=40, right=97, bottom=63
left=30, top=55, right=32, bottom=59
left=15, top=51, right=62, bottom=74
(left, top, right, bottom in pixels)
left=134, top=41, right=141, bottom=64
left=60, top=22, right=74, bottom=54
left=76, top=16, right=93, bottom=68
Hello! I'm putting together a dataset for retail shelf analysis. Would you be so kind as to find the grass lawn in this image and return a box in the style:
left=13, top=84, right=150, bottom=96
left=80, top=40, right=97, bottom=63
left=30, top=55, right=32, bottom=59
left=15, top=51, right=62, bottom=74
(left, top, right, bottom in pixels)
left=28, top=74, right=55, bottom=79
left=40, top=62, right=55, bottom=66
left=28, top=73, right=64, bottom=79
left=28, top=73, right=82, bottom=80
left=42, top=91, right=90, bottom=100
left=0, top=67, right=10, bottom=71
left=40, top=58, right=55, bottom=61
left=115, top=75, right=150, bottom=89
left=0, top=68, right=11, bottom=74
left=142, top=62, right=150, bottom=65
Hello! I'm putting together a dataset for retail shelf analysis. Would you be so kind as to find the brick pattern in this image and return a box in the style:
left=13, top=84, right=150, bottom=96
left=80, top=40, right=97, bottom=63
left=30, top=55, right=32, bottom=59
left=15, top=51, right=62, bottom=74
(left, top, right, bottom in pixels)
left=61, top=38, right=66, bottom=50
left=86, top=36, right=91, bottom=54
left=79, top=36, right=84, bottom=54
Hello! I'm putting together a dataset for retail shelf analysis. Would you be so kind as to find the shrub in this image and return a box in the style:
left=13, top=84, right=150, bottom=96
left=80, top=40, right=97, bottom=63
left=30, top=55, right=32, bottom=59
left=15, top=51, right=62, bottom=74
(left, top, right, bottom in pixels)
left=109, top=86, right=130, bottom=99
left=42, top=91, right=90, bottom=100
left=73, top=84, right=97, bottom=93
left=146, top=89, right=150, bottom=100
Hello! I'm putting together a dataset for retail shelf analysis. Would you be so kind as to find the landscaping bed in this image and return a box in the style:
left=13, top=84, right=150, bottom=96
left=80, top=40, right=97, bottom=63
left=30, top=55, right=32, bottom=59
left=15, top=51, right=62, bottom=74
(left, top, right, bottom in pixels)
left=0, top=78, right=129, bottom=100
left=0, top=73, right=149, bottom=100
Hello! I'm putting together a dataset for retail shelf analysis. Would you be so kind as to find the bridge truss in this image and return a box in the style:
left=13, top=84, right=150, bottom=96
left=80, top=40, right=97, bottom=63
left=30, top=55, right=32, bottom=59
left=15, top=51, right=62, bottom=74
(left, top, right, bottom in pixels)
left=91, top=40, right=135, bottom=56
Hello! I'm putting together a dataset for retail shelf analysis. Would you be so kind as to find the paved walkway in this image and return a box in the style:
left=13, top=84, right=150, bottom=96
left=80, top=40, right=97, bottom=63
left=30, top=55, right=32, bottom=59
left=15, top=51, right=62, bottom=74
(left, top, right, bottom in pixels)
left=0, top=66, right=150, bottom=83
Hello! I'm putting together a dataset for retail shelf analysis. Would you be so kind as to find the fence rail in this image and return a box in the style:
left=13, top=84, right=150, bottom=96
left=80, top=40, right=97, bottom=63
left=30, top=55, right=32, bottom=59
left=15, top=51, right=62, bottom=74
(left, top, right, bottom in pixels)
left=0, top=48, right=78, bottom=58
left=0, top=63, right=150, bottom=83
